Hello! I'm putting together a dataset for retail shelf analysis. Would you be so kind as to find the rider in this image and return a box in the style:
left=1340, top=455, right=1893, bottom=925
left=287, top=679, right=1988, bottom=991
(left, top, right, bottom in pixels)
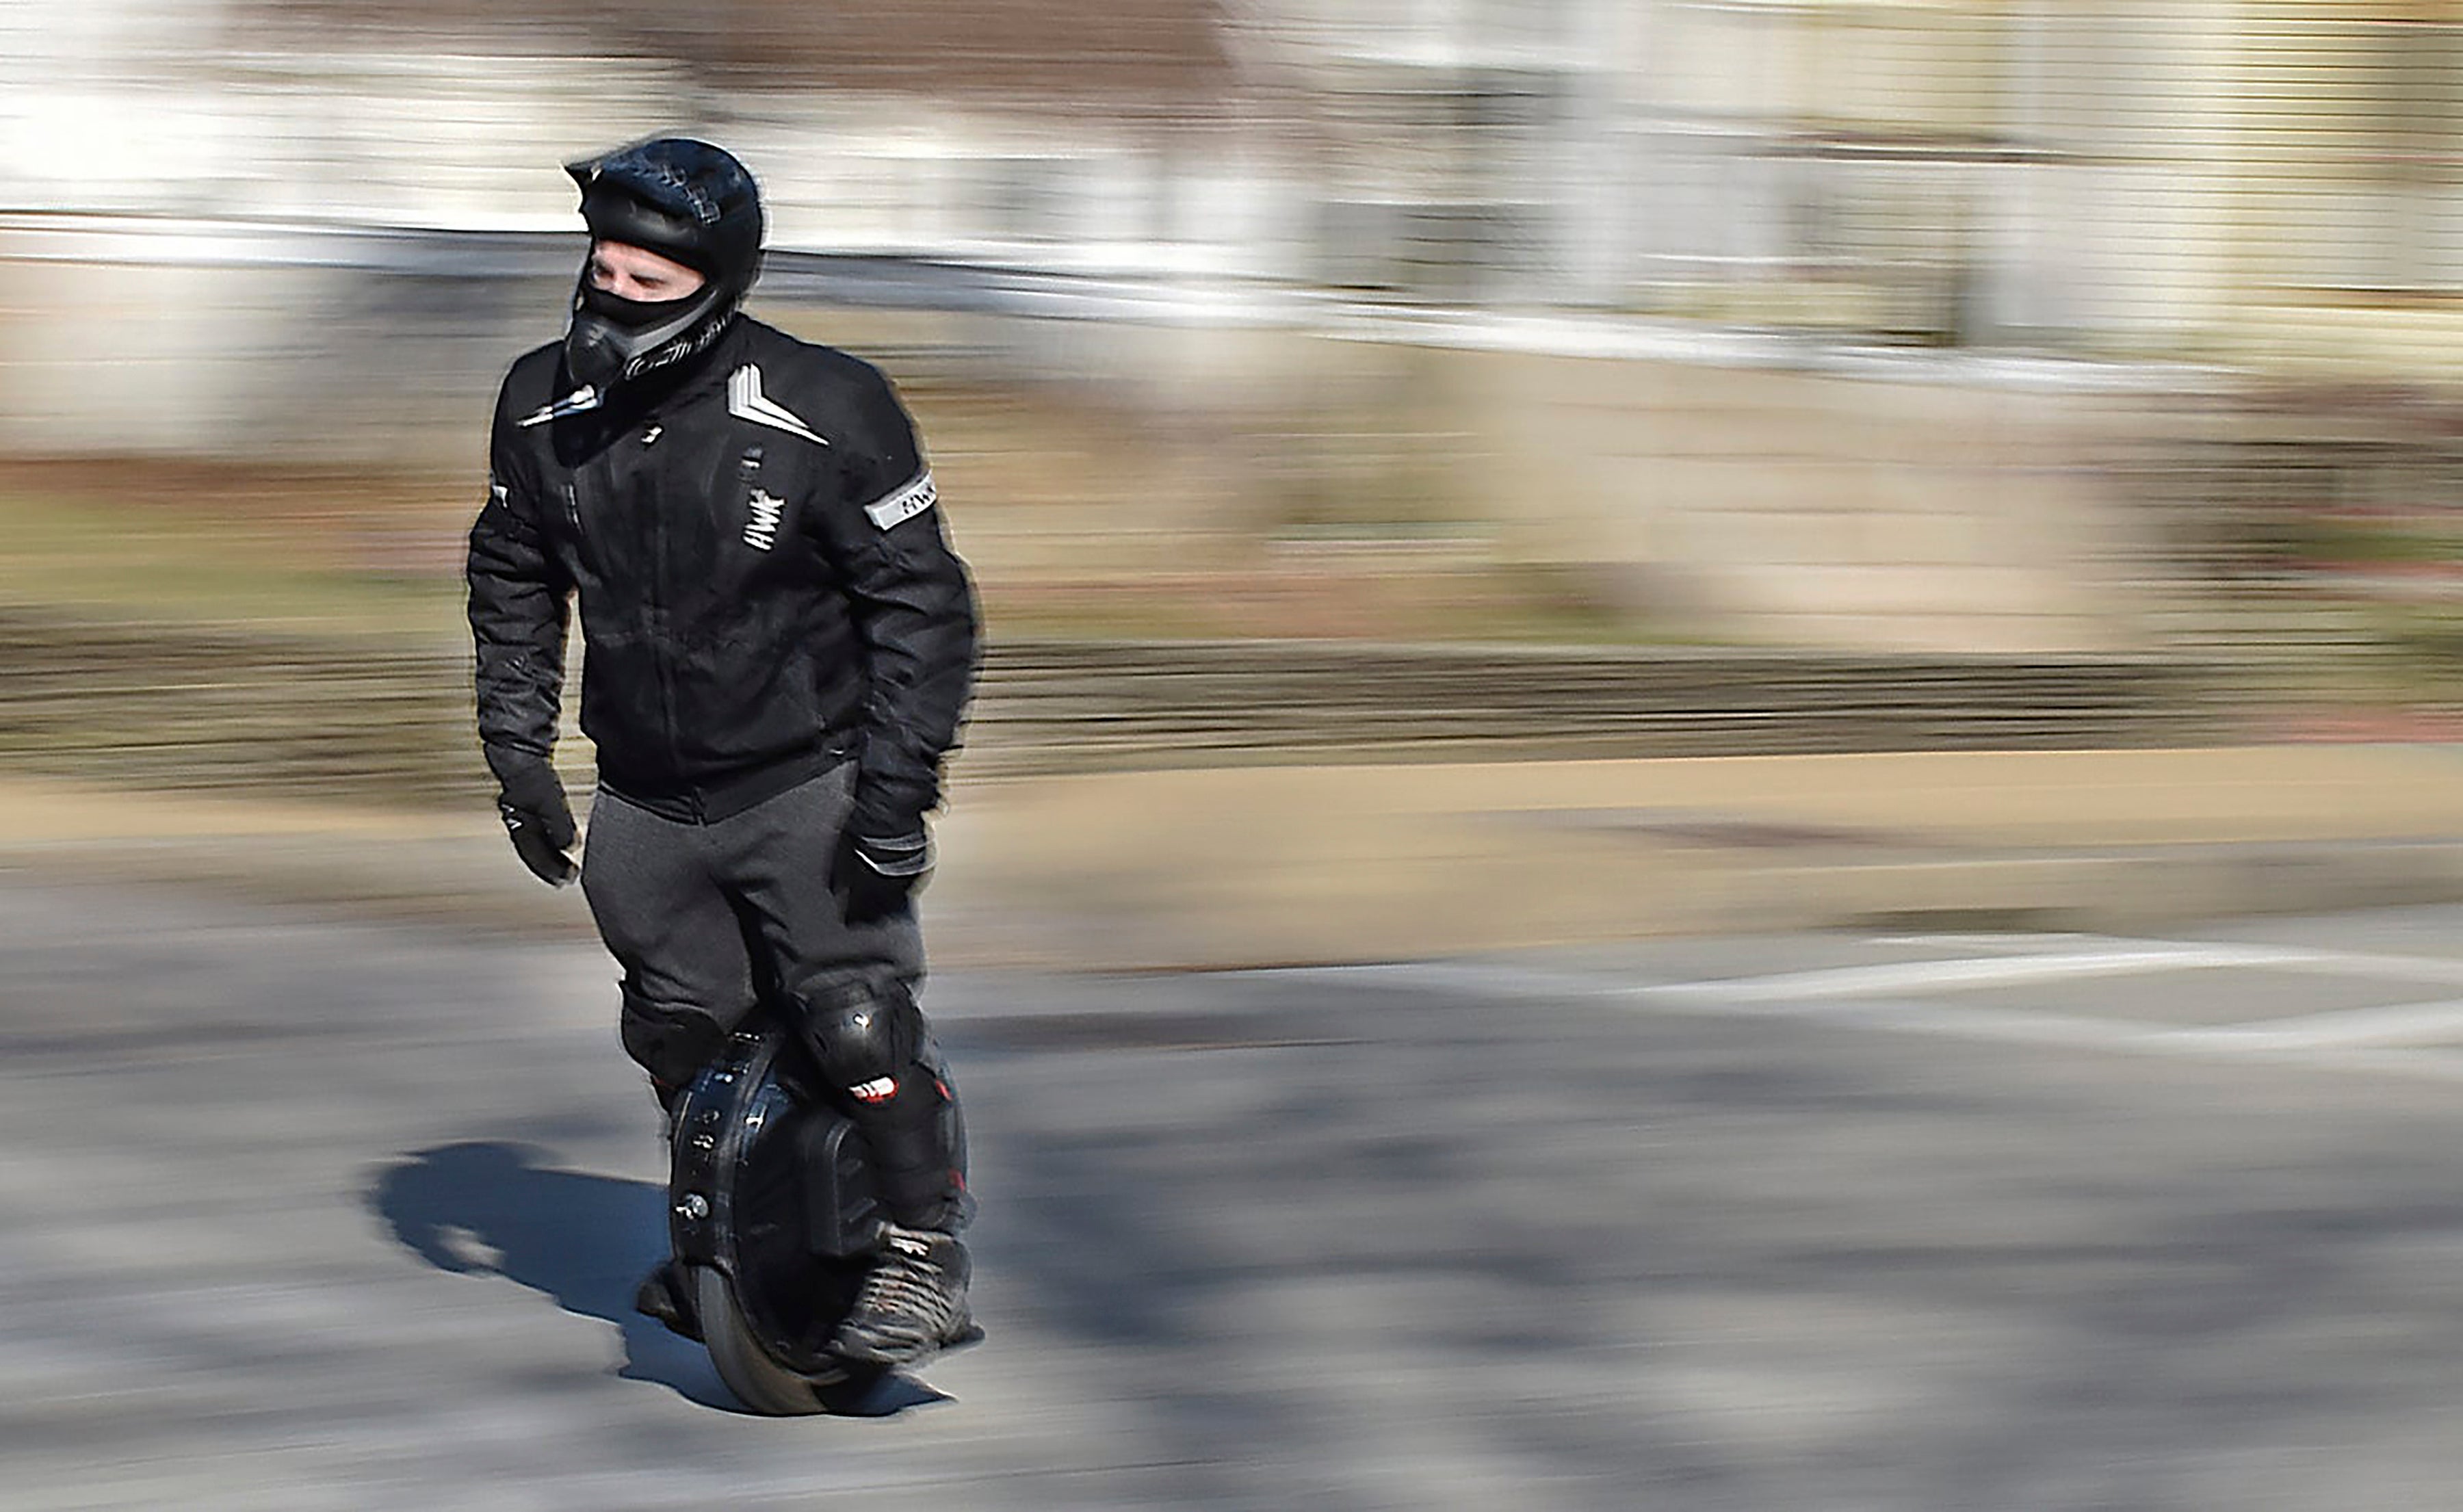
left=465, top=136, right=980, bottom=1368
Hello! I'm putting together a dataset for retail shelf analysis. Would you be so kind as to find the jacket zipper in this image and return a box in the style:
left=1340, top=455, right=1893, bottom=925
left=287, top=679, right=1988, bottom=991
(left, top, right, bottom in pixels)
left=573, top=424, right=694, bottom=815
left=635, top=421, right=690, bottom=812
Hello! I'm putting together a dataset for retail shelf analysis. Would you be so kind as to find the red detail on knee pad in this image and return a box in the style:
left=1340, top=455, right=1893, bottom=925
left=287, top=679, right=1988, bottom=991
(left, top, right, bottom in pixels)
left=850, top=1075, right=898, bottom=1104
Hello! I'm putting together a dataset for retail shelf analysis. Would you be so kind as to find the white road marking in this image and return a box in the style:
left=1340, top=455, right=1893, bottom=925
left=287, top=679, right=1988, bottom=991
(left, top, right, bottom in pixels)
left=1883, top=933, right=2463, bottom=992
left=1650, top=946, right=2310, bottom=1004
left=1279, top=946, right=2463, bottom=1086
left=2155, top=998, right=2463, bottom=1051
left=2233, top=949, right=2463, bottom=989
left=1771, top=995, right=2160, bottom=1052
left=1318, top=959, right=2159, bottom=1048
left=2276, top=1044, right=2463, bottom=1084
left=1868, top=933, right=2106, bottom=952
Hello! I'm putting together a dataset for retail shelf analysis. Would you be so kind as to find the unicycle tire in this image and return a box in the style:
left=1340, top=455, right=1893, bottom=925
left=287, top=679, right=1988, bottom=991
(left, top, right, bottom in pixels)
left=693, top=1264, right=885, bottom=1415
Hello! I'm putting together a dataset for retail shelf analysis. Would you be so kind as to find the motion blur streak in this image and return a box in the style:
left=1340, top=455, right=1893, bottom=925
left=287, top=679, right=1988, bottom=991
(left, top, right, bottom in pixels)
left=16, top=5, right=2463, bottom=1507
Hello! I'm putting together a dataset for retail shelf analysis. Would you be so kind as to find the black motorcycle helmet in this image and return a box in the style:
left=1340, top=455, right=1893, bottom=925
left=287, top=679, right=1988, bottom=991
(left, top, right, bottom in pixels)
left=562, top=137, right=766, bottom=391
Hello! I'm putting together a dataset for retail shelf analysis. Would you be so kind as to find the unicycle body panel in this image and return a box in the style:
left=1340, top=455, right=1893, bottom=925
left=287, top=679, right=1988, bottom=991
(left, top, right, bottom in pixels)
left=666, top=1011, right=888, bottom=1411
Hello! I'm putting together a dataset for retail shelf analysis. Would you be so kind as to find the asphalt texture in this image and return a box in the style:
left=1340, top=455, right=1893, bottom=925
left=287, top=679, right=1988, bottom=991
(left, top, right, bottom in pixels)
left=12, top=874, right=2463, bottom=1509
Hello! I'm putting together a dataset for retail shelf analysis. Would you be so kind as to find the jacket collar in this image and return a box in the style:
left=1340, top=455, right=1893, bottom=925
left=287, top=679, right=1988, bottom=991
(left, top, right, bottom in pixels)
left=523, top=316, right=754, bottom=430
left=607, top=315, right=751, bottom=417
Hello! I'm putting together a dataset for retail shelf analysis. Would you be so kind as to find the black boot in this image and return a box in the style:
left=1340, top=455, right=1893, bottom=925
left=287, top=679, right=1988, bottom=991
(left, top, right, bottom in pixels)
left=634, top=1259, right=702, bottom=1342
left=636, top=1077, right=701, bottom=1339
left=829, top=1224, right=980, bottom=1366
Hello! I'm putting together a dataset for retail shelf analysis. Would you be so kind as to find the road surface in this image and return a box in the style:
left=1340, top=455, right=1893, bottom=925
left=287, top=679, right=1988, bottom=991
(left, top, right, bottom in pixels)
left=8, top=874, right=2463, bottom=1509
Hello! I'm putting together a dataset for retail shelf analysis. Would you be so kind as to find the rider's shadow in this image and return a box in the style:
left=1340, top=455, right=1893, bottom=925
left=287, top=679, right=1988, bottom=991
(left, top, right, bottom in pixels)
left=368, top=1140, right=943, bottom=1417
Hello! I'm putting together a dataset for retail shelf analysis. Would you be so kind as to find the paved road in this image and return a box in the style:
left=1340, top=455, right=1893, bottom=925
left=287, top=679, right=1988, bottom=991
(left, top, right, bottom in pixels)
left=11, top=877, right=2463, bottom=1509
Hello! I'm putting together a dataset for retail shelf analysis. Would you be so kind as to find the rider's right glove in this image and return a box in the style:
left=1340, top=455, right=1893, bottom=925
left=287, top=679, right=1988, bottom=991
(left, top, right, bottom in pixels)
left=489, top=750, right=578, bottom=887
left=835, top=826, right=932, bottom=926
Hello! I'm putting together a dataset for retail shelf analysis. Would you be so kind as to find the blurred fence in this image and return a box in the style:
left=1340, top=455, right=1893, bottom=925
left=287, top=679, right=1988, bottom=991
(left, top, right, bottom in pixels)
left=2114, top=380, right=2463, bottom=710
left=0, top=609, right=2228, bottom=810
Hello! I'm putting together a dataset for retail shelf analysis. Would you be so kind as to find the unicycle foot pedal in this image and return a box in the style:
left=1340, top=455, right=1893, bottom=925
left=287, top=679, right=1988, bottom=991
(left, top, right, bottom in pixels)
left=827, top=1316, right=987, bottom=1370
left=634, top=1260, right=702, bottom=1342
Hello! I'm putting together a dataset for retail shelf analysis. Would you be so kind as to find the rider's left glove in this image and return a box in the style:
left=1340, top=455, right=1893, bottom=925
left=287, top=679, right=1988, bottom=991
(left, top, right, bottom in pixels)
left=490, top=750, right=578, bottom=887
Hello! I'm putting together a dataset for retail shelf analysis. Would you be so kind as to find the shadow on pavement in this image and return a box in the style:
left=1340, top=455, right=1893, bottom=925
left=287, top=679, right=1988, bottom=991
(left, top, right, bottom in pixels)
left=367, top=1140, right=951, bottom=1419
left=367, top=1139, right=735, bottom=1409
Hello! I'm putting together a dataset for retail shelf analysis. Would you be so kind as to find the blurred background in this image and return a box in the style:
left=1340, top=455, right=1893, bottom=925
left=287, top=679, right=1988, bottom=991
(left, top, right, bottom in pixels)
left=7, top=0, right=2463, bottom=797
left=27, top=9, right=2463, bottom=1499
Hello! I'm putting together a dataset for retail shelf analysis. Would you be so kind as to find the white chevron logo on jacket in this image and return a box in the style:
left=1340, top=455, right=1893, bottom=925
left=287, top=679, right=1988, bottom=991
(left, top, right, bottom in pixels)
left=727, top=365, right=829, bottom=446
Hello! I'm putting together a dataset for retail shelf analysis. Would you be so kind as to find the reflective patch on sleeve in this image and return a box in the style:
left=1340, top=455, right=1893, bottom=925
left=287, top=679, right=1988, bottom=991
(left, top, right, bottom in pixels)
left=863, top=471, right=938, bottom=531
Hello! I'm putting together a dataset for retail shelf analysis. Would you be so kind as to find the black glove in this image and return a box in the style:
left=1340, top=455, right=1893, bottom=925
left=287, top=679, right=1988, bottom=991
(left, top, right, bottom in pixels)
left=491, top=753, right=577, bottom=887
left=835, top=826, right=932, bottom=925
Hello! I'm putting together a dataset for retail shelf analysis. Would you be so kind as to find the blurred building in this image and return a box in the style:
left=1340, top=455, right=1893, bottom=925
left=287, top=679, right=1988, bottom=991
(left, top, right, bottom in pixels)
left=5, top=1, right=2463, bottom=654
left=7, top=0, right=2459, bottom=370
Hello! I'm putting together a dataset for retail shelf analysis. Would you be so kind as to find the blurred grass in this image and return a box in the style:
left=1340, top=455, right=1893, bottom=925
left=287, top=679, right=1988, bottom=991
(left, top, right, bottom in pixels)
left=13, top=378, right=2456, bottom=735
left=0, top=460, right=1669, bottom=655
left=0, top=464, right=467, bottom=643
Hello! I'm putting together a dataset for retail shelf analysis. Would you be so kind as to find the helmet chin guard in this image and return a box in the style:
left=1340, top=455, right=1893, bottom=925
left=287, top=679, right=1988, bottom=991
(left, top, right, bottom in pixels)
left=564, top=281, right=725, bottom=391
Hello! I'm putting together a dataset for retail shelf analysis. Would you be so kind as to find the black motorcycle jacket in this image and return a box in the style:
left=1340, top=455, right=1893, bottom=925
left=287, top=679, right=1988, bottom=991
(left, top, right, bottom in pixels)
left=467, top=316, right=977, bottom=831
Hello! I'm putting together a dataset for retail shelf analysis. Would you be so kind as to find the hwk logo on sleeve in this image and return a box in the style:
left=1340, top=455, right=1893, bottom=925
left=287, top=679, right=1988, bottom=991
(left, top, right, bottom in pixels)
left=863, top=472, right=938, bottom=531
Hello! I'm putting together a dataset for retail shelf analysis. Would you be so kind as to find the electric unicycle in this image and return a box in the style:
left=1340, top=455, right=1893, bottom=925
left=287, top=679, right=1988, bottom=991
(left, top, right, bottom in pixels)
left=658, top=1010, right=892, bottom=1413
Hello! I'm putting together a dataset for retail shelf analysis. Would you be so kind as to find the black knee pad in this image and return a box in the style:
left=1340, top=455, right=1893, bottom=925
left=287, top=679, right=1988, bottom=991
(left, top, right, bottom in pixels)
left=794, top=975, right=924, bottom=1102
left=794, top=976, right=967, bottom=1229
left=619, top=995, right=729, bottom=1089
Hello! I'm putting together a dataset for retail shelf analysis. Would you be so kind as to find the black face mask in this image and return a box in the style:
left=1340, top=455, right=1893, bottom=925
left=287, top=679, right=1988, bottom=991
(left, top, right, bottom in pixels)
left=578, top=281, right=700, bottom=332
left=564, top=277, right=726, bottom=393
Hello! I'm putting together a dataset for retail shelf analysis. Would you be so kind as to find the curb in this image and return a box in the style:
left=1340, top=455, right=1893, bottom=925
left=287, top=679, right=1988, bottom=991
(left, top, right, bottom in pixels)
left=14, top=816, right=2463, bottom=973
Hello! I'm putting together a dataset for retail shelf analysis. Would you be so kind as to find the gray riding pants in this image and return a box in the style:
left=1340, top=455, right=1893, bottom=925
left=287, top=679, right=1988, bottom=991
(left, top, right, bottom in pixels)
left=578, top=761, right=926, bottom=1088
